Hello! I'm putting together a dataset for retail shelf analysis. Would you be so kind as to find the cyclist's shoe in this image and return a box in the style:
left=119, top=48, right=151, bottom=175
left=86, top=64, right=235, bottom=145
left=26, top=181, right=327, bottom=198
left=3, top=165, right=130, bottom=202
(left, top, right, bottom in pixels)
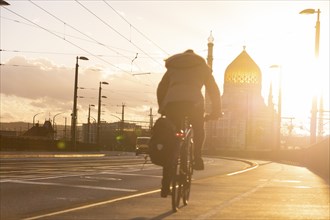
left=193, top=157, right=204, bottom=170
left=161, top=187, right=171, bottom=198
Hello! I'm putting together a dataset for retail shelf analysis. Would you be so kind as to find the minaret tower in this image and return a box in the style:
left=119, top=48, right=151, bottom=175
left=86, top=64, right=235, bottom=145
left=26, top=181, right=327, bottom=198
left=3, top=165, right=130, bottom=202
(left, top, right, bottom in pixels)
left=204, top=31, right=215, bottom=152
left=205, top=31, right=214, bottom=113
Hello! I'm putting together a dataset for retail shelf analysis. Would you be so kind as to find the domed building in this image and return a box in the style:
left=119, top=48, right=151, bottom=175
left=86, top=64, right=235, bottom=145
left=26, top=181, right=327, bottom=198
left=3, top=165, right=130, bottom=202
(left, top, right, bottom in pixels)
left=207, top=47, right=275, bottom=150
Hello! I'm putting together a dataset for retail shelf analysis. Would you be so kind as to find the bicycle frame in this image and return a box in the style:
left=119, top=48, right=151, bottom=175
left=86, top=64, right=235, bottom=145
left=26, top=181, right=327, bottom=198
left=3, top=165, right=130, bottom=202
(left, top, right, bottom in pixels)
left=171, top=118, right=194, bottom=212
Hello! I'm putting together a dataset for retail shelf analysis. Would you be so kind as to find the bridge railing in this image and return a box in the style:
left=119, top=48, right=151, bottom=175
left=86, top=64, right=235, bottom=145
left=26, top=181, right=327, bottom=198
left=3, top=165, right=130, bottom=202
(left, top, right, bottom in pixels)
left=213, top=137, right=329, bottom=182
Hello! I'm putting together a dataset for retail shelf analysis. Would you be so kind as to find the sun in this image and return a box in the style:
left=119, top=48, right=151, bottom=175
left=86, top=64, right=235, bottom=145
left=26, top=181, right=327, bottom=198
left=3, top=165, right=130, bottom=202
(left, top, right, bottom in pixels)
left=280, top=57, right=329, bottom=122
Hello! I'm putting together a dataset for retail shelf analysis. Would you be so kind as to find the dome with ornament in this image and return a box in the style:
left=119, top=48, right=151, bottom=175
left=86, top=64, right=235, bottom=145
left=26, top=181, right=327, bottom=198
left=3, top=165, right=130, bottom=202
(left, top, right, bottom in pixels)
left=224, top=47, right=261, bottom=88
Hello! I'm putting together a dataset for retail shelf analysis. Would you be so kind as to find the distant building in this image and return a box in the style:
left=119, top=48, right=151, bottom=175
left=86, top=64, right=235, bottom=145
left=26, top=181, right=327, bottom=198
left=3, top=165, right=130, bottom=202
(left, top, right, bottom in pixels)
left=23, top=120, right=55, bottom=139
left=205, top=47, right=275, bottom=151
left=82, top=121, right=149, bottom=147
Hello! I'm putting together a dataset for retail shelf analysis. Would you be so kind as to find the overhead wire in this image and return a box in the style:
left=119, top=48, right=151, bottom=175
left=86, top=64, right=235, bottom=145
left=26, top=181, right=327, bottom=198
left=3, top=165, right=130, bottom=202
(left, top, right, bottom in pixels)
left=1, top=49, right=164, bottom=59
left=1, top=16, right=98, bottom=46
left=75, top=0, right=164, bottom=68
left=1, top=49, right=81, bottom=57
left=27, top=0, right=159, bottom=86
left=2, top=8, right=161, bottom=123
left=1, top=16, right=163, bottom=57
left=102, top=1, right=169, bottom=56
left=28, top=0, right=134, bottom=62
left=2, top=3, right=161, bottom=93
left=2, top=7, right=131, bottom=74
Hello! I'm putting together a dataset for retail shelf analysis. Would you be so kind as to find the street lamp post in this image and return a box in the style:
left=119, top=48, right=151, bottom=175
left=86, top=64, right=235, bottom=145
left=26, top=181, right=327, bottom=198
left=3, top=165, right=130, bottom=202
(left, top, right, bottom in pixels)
left=270, top=65, right=282, bottom=150
left=53, top=112, right=65, bottom=140
left=97, top=81, right=109, bottom=147
left=87, top=104, right=95, bottom=143
left=53, top=112, right=65, bottom=128
left=300, top=9, right=320, bottom=58
left=71, top=56, right=89, bottom=150
left=90, top=116, right=97, bottom=123
left=299, top=8, right=321, bottom=145
left=33, top=112, right=43, bottom=126
left=89, top=116, right=97, bottom=143
left=111, top=114, right=122, bottom=131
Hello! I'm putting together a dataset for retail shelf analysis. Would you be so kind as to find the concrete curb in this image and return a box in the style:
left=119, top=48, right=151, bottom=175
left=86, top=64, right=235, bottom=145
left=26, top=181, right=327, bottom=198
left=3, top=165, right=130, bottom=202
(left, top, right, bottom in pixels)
left=0, top=152, right=105, bottom=159
left=0, top=151, right=136, bottom=159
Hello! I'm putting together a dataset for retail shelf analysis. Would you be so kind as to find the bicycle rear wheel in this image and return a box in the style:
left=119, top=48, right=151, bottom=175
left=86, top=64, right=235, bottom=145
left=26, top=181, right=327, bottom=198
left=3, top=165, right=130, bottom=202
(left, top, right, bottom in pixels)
left=182, top=135, right=194, bottom=205
left=171, top=160, right=182, bottom=212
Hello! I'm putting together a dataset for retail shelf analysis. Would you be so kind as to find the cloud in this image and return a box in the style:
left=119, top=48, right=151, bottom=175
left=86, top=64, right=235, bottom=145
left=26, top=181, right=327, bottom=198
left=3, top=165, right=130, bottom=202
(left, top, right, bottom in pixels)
left=0, top=56, right=162, bottom=123
left=1, top=56, right=75, bottom=101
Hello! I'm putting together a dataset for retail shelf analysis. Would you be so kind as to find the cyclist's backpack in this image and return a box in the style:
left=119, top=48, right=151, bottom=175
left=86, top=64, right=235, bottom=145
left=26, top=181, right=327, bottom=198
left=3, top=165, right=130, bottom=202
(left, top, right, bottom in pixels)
left=148, top=117, right=176, bottom=166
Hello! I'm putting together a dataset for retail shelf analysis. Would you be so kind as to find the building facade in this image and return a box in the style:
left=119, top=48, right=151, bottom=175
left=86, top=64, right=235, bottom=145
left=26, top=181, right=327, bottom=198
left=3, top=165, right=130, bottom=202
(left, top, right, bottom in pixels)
left=205, top=47, right=276, bottom=151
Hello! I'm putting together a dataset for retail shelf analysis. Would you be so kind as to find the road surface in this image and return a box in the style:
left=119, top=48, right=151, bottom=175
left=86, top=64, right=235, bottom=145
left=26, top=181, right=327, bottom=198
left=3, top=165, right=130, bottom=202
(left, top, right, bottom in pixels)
left=0, top=153, right=329, bottom=219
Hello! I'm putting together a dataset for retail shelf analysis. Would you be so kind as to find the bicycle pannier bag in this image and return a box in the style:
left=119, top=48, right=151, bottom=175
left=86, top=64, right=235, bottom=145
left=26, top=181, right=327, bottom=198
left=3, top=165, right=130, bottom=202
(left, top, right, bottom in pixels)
left=149, top=117, right=176, bottom=166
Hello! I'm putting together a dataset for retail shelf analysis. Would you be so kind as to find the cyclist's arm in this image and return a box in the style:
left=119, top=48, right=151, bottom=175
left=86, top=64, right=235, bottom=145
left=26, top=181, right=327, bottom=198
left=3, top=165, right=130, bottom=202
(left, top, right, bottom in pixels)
left=204, top=70, right=222, bottom=117
left=157, top=71, right=170, bottom=108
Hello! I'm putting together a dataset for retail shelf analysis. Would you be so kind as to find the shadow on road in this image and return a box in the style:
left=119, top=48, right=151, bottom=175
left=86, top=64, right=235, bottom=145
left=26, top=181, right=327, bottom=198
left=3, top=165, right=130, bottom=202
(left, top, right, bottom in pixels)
left=130, top=209, right=174, bottom=220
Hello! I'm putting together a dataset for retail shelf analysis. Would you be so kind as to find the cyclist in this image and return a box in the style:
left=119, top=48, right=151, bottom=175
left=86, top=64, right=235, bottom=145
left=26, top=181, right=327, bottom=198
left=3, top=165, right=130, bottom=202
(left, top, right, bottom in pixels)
left=157, top=49, right=221, bottom=197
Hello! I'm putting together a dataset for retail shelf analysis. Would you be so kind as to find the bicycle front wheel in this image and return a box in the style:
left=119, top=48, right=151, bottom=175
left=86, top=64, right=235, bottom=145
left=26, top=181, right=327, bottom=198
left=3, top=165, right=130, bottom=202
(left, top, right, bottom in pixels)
left=171, top=160, right=182, bottom=212
left=182, top=136, right=193, bottom=205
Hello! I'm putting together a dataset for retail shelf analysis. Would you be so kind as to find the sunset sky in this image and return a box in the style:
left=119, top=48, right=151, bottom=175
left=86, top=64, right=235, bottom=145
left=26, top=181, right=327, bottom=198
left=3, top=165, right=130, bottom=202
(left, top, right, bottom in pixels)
left=1, top=1, right=329, bottom=135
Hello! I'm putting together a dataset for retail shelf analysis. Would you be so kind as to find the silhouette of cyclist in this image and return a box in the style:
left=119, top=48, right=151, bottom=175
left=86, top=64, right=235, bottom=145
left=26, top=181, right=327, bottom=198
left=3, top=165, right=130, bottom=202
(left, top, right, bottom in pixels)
left=157, top=49, right=221, bottom=197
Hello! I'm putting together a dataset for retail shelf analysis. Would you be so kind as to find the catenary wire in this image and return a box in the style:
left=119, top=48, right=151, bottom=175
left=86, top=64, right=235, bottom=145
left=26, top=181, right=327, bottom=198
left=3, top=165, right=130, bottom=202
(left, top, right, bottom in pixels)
left=28, top=0, right=134, bottom=62
left=2, top=7, right=131, bottom=74
left=2, top=7, right=159, bottom=88
left=102, top=1, right=169, bottom=56
left=75, top=0, right=164, bottom=68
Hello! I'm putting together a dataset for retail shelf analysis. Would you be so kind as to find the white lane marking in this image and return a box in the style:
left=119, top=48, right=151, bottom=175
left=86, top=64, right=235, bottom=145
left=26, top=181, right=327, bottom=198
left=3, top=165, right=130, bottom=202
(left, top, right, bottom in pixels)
left=226, top=163, right=259, bottom=176
left=82, top=176, right=122, bottom=181
left=21, top=158, right=258, bottom=220
left=23, top=189, right=160, bottom=220
left=0, top=165, right=162, bottom=182
left=0, top=154, right=105, bottom=159
left=54, top=154, right=105, bottom=158
left=272, top=179, right=301, bottom=183
left=0, top=173, right=92, bottom=182
left=101, top=171, right=162, bottom=178
left=8, top=179, right=136, bottom=192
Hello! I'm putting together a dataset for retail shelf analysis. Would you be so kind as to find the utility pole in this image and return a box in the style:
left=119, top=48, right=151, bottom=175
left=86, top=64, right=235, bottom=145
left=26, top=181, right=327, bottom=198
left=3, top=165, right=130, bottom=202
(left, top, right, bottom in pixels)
left=121, top=103, right=125, bottom=135
left=64, top=117, right=67, bottom=140
left=71, top=56, right=89, bottom=150
left=88, top=104, right=95, bottom=143
left=96, top=81, right=108, bottom=147
left=299, top=9, right=321, bottom=145
left=148, top=107, right=155, bottom=131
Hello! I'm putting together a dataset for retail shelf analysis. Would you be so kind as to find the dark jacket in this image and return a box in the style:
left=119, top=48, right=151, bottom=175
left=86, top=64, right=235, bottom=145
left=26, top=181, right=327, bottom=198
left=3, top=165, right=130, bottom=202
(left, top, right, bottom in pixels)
left=157, top=50, right=221, bottom=115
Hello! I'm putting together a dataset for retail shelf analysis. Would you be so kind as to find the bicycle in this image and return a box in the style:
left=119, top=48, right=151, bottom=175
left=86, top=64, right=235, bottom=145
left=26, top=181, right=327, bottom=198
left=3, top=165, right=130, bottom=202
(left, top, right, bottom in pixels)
left=170, top=116, right=194, bottom=212
left=168, top=114, right=217, bottom=212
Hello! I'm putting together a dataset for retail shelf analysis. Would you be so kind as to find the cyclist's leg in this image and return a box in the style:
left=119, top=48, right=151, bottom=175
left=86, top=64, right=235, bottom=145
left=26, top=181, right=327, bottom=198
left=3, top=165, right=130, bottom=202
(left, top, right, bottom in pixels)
left=161, top=164, right=171, bottom=197
left=161, top=146, right=181, bottom=198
